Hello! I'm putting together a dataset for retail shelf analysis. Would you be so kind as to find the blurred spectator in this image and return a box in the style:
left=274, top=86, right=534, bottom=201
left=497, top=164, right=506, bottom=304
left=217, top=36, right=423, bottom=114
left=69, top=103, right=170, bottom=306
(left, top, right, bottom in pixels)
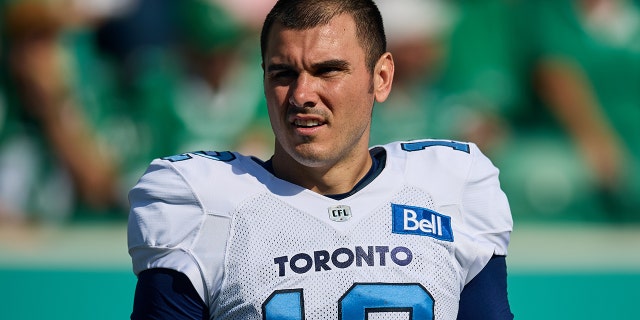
left=214, top=0, right=277, bottom=31
left=0, top=0, right=276, bottom=226
left=371, top=0, right=458, bottom=145
left=116, top=0, right=273, bottom=160
left=0, top=4, right=17, bottom=223
left=0, top=0, right=126, bottom=223
left=515, top=0, right=640, bottom=221
left=436, top=0, right=520, bottom=154
left=94, top=0, right=176, bottom=87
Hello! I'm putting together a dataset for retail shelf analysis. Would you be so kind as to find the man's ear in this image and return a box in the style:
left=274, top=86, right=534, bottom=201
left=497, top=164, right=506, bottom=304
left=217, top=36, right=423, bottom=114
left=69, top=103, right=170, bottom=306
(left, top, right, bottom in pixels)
left=373, top=52, right=394, bottom=103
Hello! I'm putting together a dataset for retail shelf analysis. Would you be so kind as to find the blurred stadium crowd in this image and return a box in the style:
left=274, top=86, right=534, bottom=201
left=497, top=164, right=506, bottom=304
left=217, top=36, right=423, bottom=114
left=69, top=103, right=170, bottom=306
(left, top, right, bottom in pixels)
left=0, top=0, right=638, bottom=226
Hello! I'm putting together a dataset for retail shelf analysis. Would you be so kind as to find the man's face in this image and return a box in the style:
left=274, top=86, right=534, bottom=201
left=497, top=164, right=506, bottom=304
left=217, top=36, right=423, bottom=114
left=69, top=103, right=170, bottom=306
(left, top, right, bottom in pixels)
left=263, top=14, right=385, bottom=169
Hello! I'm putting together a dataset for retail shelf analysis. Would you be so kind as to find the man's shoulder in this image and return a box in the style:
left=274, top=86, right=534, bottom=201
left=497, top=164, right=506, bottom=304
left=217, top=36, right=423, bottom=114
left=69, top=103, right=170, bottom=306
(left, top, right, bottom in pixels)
left=145, top=150, right=260, bottom=182
left=130, top=150, right=266, bottom=212
left=378, top=138, right=497, bottom=190
left=156, top=150, right=243, bottom=170
left=380, top=139, right=479, bottom=166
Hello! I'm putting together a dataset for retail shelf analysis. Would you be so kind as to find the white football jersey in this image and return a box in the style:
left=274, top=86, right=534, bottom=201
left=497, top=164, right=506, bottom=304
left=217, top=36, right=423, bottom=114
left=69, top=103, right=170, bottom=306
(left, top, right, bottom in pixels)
left=128, top=139, right=512, bottom=319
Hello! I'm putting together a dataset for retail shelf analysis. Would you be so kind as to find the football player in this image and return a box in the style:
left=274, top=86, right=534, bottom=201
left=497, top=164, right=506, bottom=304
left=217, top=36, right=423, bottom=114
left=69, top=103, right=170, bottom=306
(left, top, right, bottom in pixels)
left=128, top=0, right=514, bottom=318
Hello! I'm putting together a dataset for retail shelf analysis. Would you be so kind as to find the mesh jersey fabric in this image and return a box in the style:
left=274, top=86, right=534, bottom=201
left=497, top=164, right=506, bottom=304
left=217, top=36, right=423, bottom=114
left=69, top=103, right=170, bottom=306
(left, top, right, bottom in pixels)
left=128, top=139, right=513, bottom=319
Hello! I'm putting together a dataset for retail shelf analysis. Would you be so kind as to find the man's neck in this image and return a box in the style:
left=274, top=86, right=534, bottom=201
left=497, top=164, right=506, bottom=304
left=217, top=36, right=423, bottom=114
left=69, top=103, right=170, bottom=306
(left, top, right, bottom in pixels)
left=262, top=148, right=386, bottom=200
left=270, top=148, right=373, bottom=196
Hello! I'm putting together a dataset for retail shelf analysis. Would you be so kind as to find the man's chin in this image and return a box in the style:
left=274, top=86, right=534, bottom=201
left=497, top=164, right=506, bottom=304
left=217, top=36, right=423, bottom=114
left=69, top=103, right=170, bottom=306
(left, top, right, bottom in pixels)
left=290, top=145, right=332, bottom=167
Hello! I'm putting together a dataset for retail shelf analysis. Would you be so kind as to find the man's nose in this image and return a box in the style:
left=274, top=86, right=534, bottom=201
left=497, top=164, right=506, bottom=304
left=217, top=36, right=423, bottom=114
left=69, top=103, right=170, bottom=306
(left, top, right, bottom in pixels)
left=289, top=73, right=317, bottom=108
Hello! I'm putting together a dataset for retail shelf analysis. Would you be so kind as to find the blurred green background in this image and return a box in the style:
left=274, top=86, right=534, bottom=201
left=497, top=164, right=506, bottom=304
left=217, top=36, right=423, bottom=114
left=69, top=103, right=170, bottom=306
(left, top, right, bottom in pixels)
left=2, top=0, right=640, bottom=318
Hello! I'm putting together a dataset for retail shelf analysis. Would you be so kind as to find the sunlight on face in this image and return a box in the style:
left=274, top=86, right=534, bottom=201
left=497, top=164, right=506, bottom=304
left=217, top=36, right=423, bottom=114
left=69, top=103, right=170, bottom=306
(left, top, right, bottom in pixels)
left=263, top=14, right=377, bottom=169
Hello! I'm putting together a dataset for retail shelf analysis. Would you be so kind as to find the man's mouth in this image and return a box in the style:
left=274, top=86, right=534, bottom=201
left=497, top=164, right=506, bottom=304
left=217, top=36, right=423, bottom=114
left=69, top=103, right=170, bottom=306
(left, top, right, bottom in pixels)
left=294, top=119, right=323, bottom=128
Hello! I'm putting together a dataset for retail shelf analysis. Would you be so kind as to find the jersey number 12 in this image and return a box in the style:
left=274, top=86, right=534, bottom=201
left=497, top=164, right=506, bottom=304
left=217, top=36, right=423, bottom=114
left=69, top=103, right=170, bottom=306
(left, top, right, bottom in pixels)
left=262, top=283, right=434, bottom=319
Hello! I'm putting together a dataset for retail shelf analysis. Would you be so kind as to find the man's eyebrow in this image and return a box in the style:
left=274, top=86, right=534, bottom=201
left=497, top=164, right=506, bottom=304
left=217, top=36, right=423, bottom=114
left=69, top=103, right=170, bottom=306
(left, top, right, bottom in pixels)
left=312, top=59, right=350, bottom=70
left=266, top=60, right=351, bottom=73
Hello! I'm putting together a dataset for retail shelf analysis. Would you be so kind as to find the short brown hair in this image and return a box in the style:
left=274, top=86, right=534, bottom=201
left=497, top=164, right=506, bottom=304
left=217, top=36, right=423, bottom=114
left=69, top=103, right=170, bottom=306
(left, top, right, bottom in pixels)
left=260, top=0, right=387, bottom=72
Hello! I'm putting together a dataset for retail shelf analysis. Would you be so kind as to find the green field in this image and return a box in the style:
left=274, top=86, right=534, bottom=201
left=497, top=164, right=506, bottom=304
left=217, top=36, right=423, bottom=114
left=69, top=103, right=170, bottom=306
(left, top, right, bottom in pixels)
left=1, top=222, right=638, bottom=319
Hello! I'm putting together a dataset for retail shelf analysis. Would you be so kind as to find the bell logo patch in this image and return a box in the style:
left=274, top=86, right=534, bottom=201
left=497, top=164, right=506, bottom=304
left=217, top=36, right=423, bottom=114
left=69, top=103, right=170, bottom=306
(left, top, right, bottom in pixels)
left=392, top=204, right=453, bottom=242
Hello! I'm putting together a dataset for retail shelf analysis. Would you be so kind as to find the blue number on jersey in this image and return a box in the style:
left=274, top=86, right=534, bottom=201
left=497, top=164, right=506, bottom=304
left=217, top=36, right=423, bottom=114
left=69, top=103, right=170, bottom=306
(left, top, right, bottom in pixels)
left=162, top=151, right=236, bottom=162
left=402, top=140, right=470, bottom=153
left=263, top=283, right=434, bottom=320
left=193, top=151, right=236, bottom=162
left=340, top=283, right=434, bottom=319
left=263, top=289, right=304, bottom=320
left=162, top=154, right=192, bottom=162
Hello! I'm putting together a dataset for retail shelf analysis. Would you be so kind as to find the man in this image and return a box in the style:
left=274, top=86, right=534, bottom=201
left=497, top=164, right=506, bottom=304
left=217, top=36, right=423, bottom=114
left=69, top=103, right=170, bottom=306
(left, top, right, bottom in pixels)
left=127, top=0, right=514, bottom=319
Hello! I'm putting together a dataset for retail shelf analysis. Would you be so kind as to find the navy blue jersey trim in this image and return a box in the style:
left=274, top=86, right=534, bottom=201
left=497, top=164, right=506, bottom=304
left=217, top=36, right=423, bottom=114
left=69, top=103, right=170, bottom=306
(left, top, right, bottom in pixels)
left=256, top=147, right=387, bottom=200
left=457, top=255, right=513, bottom=320
left=131, top=268, right=208, bottom=320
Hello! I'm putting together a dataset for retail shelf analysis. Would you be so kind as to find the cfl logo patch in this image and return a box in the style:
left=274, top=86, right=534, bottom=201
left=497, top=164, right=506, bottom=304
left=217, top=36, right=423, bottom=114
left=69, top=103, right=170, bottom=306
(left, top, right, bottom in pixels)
left=328, top=205, right=352, bottom=222
left=391, top=204, right=454, bottom=242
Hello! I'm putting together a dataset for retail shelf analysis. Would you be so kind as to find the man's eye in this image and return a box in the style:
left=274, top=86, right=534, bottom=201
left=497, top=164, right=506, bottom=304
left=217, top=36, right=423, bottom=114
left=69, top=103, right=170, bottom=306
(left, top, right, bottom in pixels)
left=317, top=67, right=341, bottom=76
